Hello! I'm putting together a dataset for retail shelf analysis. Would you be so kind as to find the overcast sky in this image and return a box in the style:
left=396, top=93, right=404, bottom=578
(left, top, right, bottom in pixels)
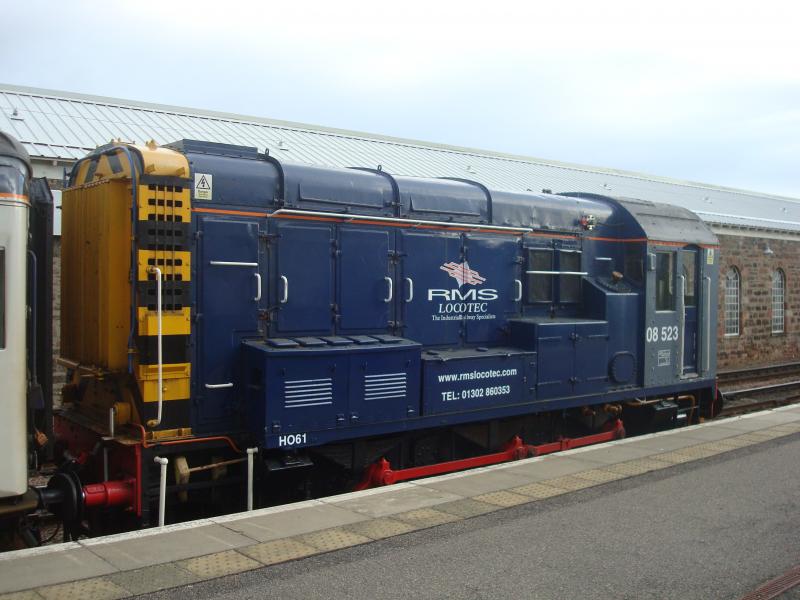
left=2, top=0, right=799, bottom=198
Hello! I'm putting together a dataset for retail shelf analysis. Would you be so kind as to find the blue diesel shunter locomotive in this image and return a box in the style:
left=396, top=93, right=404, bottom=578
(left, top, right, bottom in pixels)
left=48, top=138, right=719, bottom=524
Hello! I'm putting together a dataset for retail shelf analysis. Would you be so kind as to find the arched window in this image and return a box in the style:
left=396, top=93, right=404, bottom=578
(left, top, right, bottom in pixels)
left=724, top=267, right=740, bottom=336
left=772, top=269, right=785, bottom=334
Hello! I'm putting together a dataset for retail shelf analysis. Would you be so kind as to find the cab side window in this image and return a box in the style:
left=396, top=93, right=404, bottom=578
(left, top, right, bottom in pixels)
left=558, top=250, right=582, bottom=303
left=655, top=251, right=675, bottom=311
left=526, top=249, right=552, bottom=303
left=525, top=247, right=583, bottom=305
left=624, top=244, right=643, bottom=285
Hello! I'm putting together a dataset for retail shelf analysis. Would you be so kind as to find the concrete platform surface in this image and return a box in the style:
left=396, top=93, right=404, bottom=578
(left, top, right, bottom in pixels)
left=0, top=407, right=798, bottom=599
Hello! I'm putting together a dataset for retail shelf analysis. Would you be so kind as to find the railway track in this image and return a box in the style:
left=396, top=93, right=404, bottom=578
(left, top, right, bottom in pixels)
left=716, top=362, right=800, bottom=417
left=718, top=380, right=800, bottom=418
left=717, top=362, right=800, bottom=387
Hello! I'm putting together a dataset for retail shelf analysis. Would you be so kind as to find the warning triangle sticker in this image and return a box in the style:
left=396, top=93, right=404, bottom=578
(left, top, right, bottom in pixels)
left=194, top=173, right=213, bottom=200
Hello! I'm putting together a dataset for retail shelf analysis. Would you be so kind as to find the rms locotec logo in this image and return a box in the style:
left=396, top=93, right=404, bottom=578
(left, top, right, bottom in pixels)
left=428, top=261, right=498, bottom=321
left=440, top=261, right=486, bottom=287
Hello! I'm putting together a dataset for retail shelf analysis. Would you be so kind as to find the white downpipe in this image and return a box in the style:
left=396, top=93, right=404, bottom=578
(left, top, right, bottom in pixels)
left=147, top=266, right=163, bottom=428
left=154, top=456, right=168, bottom=527
left=246, top=448, right=258, bottom=511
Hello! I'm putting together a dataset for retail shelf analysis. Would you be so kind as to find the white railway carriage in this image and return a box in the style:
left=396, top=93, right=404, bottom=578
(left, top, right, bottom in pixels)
left=0, top=132, right=32, bottom=498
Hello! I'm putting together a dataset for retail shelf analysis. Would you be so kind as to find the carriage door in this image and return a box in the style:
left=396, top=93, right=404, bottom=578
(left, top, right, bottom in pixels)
left=462, top=234, right=520, bottom=343
left=680, top=249, right=698, bottom=374
left=400, top=231, right=462, bottom=345
left=197, top=217, right=263, bottom=429
left=337, top=227, right=393, bottom=333
left=274, top=221, right=334, bottom=335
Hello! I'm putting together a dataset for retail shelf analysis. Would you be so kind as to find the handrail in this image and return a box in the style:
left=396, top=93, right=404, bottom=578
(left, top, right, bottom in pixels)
left=27, top=250, right=38, bottom=384
left=384, top=276, right=393, bottom=303
left=209, top=261, right=258, bottom=267
left=270, top=208, right=533, bottom=233
left=525, top=270, right=588, bottom=276
left=677, top=274, right=686, bottom=376
left=280, top=275, right=289, bottom=303
left=405, top=277, right=414, bottom=303
left=205, top=382, right=234, bottom=389
left=704, top=276, right=711, bottom=373
left=146, top=266, right=163, bottom=428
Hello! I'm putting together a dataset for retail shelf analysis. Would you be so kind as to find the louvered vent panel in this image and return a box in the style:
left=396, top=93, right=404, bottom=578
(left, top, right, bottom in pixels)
left=364, top=372, right=407, bottom=401
left=284, top=377, right=333, bottom=409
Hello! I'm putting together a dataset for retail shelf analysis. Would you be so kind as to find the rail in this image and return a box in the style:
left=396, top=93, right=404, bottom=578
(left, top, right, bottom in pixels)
left=722, top=380, right=800, bottom=399
left=718, top=380, right=800, bottom=417
left=718, top=362, right=800, bottom=386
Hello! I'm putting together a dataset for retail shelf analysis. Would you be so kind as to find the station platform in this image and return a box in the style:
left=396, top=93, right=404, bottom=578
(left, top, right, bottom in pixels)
left=1, top=405, right=799, bottom=600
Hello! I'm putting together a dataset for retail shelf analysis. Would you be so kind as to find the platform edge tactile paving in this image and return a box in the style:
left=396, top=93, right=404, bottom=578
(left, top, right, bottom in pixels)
left=604, top=458, right=672, bottom=476
left=770, top=423, right=800, bottom=434
left=651, top=450, right=703, bottom=464
left=730, top=432, right=775, bottom=444
left=107, top=562, right=199, bottom=596
left=693, top=441, right=742, bottom=454
left=510, top=482, right=569, bottom=499
left=239, top=538, right=319, bottom=566
left=0, top=592, right=45, bottom=600
left=341, top=517, right=420, bottom=540
left=433, top=498, right=501, bottom=518
left=35, top=577, right=128, bottom=600
left=390, top=508, right=462, bottom=528
left=748, top=428, right=794, bottom=439
left=295, top=527, right=372, bottom=551
left=673, top=444, right=728, bottom=459
left=540, top=475, right=599, bottom=491
left=472, top=490, right=532, bottom=507
left=573, top=468, right=629, bottom=483
left=710, top=437, right=757, bottom=449
left=178, top=549, right=262, bottom=580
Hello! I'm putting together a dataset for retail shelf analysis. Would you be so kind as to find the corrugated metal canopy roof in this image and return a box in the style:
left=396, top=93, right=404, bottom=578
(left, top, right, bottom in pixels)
left=2, top=82, right=799, bottom=233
